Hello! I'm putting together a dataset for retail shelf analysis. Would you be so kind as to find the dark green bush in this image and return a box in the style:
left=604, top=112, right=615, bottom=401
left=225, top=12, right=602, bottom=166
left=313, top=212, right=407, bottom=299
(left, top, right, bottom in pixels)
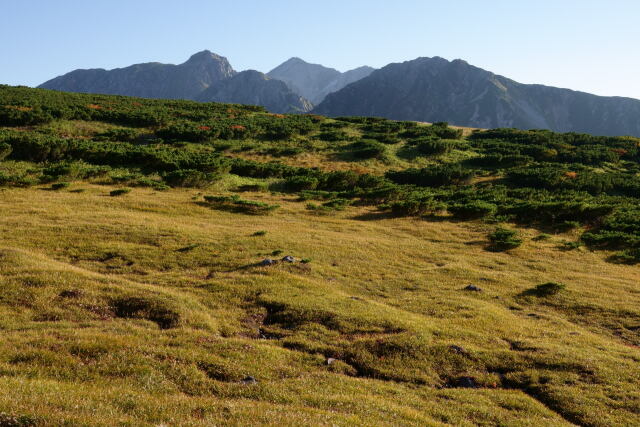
left=284, top=175, right=319, bottom=191
left=609, top=248, right=640, bottom=264
left=350, top=140, right=387, bottom=159
left=487, top=226, right=523, bottom=251
left=163, top=169, right=219, bottom=188
left=525, top=282, right=566, bottom=297
left=386, top=165, right=475, bottom=187
left=96, top=128, right=139, bottom=142
left=416, top=140, right=456, bottom=155
left=449, top=200, right=497, bottom=219
left=317, top=130, right=352, bottom=142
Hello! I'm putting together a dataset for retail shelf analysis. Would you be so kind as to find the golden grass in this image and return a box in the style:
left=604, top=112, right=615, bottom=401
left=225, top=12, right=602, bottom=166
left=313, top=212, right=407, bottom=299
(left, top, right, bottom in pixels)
left=0, top=184, right=638, bottom=425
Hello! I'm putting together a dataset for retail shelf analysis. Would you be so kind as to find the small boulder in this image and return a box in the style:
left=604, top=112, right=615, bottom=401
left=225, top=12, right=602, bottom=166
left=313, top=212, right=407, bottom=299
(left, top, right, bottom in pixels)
left=463, top=284, right=482, bottom=292
left=281, top=255, right=295, bottom=263
left=326, top=357, right=337, bottom=366
left=240, top=376, right=257, bottom=385
left=260, top=258, right=276, bottom=266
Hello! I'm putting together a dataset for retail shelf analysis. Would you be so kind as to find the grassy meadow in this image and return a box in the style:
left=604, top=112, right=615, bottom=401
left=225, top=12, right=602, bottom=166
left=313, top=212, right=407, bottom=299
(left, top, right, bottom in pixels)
left=0, top=86, right=639, bottom=425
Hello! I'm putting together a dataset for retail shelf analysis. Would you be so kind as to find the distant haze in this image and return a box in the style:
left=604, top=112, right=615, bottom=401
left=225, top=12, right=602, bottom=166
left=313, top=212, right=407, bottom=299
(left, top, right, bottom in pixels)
left=1, top=0, right=640, bottom=99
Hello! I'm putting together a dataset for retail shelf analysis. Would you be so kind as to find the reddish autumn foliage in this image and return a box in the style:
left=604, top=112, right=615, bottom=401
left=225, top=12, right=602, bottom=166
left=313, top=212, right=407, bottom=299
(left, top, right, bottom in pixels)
left=611, top=148, right=628, bottom=156
left=86, top=104, right=102, bottom=110
left=230, top=125, right=246, bottom=131
left=198, top=126, right=211, bottom=131
left=564, top=171, right=578, bottom=179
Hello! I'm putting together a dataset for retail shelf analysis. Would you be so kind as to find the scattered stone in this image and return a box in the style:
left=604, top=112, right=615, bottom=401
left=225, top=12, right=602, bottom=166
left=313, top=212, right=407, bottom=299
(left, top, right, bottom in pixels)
left=326, top=357, right=337, bottom=365
left=281, top=255, right=295, bottom=263
left=463, top=284, right=482, bottom=292
left=240, top=376, right=257, bottom=385
left=260, top=258, right=276, bottom=266
left=449, top=345, right=468, bottom=355
left=456, top=376, right=477, bottom=388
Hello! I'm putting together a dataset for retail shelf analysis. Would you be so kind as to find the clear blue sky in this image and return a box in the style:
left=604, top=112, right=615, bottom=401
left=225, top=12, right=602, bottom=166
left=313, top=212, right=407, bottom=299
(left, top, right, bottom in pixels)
left=2, top=0, right=639, bottom=99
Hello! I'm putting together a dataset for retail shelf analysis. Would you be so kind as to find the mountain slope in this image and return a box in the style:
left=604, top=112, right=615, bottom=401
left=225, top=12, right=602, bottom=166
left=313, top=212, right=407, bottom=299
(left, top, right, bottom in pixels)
left=314, top=57, right=640, bottom=137
left=267, top=58, right=374, bottom=104
left=196, top=70, right=313, bottom=113
left=39, top=50, right=236, bottom=100
left=1, top=86, right=640, bottom=425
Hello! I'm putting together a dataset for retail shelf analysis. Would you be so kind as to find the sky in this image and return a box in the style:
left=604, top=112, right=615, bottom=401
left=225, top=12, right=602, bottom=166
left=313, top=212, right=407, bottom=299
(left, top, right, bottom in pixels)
left=1, top=0, right=639, bottom=99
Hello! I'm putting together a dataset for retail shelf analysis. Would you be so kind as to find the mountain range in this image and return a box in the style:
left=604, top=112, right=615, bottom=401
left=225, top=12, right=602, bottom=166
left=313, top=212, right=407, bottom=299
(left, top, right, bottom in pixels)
left=39, top=51, right=312, bottom=114
left=38, top=51, right=640, bottom=136
left=314, top=57, right=640, bottom=137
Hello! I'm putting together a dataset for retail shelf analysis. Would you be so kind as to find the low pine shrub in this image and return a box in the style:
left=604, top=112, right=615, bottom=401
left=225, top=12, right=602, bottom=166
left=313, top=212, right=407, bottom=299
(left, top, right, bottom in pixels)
left=525, top=282, right=566, bottom=297
left=350, top=140, right=387, bottom=159
left=609, top=248, right=640, bottom=264
left=285, top=175, right=319, bottom=191
left=416, top=139, right=456, bottom=156
left=449, top=200, right=497, bottom=219
left=163, top=169, right=218, bottom=188
left=487, top=226, right=523, bottom=251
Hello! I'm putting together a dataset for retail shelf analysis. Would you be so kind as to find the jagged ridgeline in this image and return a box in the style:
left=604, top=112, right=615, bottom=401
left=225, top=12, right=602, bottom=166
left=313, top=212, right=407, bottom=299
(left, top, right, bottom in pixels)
left=1, top=84, right=640, bottom=425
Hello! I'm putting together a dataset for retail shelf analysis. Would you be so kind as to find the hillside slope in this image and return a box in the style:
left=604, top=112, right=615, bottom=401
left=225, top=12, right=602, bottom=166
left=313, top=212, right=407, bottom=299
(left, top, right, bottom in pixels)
left=313, top=57, right=640, bottom=137
left=0, top=86, right=639, bottom=425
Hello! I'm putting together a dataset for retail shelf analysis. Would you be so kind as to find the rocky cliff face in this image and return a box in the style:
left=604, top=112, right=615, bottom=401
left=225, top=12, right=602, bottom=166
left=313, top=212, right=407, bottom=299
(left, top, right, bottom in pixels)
left=267, top=58, right=374, bottom=104
left=39, top=50, right=236, bottom=100
left=196, top=70, right=312, bottom=113
left=313, top=57, right=640, bottom=137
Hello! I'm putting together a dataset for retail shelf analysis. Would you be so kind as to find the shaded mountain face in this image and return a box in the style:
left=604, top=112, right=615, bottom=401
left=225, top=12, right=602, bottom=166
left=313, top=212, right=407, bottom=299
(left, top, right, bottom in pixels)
left=313, top=57, right=640, bottom=137
left=267, top=58, right=374, bottom=104
left=38, top=51, right=313, bottom=114
left=196, top=70, right=312, bottom=114
left=39, top=50, right=236, bottom=100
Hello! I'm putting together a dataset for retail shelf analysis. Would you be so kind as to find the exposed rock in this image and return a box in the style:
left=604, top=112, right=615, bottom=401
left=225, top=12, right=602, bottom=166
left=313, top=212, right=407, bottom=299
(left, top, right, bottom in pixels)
left=260, top=258, right=276, bottom=266
left=463, top=285, right=482, bottom=292
left=281, top=255, right=295, bottom=263
left=240, top=376, right=257, bottom=385
left=326, top=357, right=337, bottom=365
